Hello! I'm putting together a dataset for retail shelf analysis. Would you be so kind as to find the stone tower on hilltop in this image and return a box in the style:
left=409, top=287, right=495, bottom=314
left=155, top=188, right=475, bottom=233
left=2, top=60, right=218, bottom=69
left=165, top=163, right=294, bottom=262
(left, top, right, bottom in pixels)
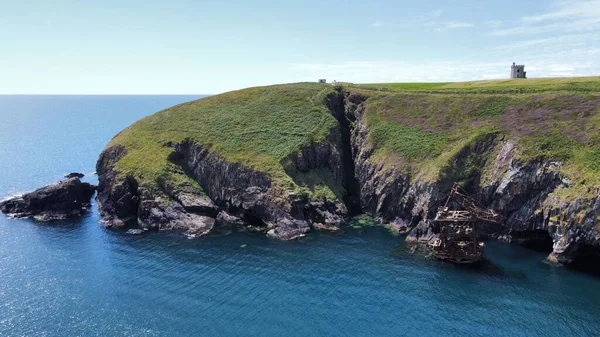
left=510, top=62, right=526, bottom=79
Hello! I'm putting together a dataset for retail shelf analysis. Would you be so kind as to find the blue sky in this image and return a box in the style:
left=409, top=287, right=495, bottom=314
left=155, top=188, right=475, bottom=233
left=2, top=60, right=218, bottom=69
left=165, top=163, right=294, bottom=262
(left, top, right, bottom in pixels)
left=1, top=0, right=599, bottom=94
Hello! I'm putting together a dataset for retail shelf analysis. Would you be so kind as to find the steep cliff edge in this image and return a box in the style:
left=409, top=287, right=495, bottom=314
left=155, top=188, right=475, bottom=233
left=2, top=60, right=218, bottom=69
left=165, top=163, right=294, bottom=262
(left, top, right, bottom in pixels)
left=96, top=79, right=600, bottom=266
left=97, top=84, right=348, bottom=240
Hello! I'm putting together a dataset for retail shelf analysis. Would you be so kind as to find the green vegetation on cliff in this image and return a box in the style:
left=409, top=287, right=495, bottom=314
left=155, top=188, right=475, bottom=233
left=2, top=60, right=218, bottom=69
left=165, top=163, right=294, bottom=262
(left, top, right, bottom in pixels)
left=106, top=77, right=600, bottom=203
left=360, top=76, right=600, bottom=94
left=350, top=78, right=600, bottom=196
left=109, top=83, right=341, bottom=199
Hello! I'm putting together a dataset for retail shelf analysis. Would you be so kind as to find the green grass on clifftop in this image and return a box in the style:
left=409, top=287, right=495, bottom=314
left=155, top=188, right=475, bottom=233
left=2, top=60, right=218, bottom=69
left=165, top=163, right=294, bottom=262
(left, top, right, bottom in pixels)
left=360, top=77, right=600, bottom=94
left=109, top=83, right=340, bottom=199
left=107, top=77, right=600, bottom=203
left=351, top=77, right=600, bottom=197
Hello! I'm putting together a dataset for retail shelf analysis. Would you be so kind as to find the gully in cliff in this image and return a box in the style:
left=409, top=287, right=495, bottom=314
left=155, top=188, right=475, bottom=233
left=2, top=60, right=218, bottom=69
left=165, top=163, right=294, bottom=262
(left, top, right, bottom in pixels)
left=430, top=183, right=505, bottom=264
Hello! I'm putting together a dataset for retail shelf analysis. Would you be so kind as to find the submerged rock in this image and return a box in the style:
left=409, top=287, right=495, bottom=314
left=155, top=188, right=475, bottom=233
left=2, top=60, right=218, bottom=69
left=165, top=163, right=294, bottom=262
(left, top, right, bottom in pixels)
left=126, top=229, right=144, bottom=235
left=0, top=178, right=96, bottom=221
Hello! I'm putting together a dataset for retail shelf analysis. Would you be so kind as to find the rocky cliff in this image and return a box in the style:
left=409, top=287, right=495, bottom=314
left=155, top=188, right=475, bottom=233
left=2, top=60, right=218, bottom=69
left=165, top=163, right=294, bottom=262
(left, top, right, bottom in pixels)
left=96, top=84, right=348, bottom=240
left=338, top=88, right=600, bottom=266
left=96, top=80, right=600, bottom=267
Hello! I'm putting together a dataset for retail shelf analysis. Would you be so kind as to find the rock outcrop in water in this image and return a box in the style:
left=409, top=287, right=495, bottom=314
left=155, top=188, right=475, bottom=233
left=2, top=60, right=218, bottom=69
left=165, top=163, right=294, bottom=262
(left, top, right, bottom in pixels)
left=0, top=176, right=96, bottom=221
left=95, top=81, right=600, bottom=267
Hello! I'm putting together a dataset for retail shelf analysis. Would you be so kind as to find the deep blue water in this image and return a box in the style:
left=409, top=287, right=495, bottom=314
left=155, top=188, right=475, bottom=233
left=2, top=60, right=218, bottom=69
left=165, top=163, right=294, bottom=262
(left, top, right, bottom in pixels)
left=1, top=96, right=600, bottom=337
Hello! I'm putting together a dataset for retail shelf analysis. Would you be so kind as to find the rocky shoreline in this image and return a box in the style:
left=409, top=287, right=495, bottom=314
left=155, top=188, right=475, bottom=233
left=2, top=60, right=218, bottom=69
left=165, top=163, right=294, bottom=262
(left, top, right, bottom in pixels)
left=90, top=88, right=600, bottom=268
left=2, top=86, right=598, bottom=270
left=1, top=156, right=598, bottom=269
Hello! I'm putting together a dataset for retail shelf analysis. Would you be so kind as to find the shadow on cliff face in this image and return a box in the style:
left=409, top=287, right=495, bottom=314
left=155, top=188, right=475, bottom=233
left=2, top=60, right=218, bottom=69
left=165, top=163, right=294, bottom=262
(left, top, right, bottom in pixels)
left=329, top=88, right=362, bottom=215
left=166, top=142, right=270, bottom=230
left=281, top=87, right=362, bottom=215
left=285, top=168, right=345, bottom=201
left=516, top=230, right=554, bottom=252
left=437, top=132, right=499, bottom=198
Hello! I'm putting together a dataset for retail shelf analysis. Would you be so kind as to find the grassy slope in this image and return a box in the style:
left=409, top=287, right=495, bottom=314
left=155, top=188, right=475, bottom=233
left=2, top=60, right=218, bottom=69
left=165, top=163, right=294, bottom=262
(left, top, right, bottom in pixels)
left=351, top=77, right=600, bottom=199
left=107, top=77, right=600, bottom=204
left=108, top=83, right=341, bottom=199
left=360, top=77, right=600, bottom=93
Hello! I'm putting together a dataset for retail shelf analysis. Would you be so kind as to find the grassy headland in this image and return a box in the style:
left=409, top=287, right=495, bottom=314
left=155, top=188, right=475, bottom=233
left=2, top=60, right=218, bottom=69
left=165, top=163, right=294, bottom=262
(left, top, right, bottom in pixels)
left=108, top=83, right=341, bottom=198
left=106, top=77, right=600, bottom=202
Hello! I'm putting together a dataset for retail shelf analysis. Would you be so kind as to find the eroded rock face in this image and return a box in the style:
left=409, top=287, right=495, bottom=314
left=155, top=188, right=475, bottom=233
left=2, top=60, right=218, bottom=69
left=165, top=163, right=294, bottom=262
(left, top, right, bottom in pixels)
left=173, top=139, right=347, bottom=240
left=477, top=141, right=600, bottom=264
left=216, top=210, right=248, bottom=226
left=96, top=116, right=349, bottom=240
left=96, top=145, right=139, bottom=227
left=344, top=92, right=443, bottom=225
left=342, top=91, right=599, bottom=266
left=545, top=195, right=600, bottom=264
left=0, top=177, right=96, bottom=221
left=157, top=176, right=218, bottom=217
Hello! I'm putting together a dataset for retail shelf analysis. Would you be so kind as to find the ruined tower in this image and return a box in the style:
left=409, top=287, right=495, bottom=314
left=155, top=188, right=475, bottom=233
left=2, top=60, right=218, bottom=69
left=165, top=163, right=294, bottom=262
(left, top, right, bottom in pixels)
left=510, top=62, right=526, bottom=79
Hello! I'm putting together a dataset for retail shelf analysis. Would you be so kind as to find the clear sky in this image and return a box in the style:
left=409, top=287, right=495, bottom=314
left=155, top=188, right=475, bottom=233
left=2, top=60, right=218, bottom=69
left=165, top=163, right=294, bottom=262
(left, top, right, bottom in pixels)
left=1, top=0, right=599, bottom=94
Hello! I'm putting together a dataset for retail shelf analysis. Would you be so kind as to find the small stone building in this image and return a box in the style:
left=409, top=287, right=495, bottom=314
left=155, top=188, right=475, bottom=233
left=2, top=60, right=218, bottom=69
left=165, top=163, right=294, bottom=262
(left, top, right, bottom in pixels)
left=510, top=62, right=526, bottom=79
left=318, top=79, right=326, bottom=83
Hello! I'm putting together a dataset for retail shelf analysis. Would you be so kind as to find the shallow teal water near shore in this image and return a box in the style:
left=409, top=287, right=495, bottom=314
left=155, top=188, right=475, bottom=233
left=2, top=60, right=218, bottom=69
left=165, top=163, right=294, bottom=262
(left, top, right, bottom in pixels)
left=1, top=96, right=600, bottom=337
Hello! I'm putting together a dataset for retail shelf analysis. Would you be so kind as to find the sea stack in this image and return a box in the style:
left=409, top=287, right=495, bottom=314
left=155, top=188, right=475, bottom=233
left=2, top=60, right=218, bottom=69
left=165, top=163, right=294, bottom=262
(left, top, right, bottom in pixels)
left=0, top=176, right=96, bottom=221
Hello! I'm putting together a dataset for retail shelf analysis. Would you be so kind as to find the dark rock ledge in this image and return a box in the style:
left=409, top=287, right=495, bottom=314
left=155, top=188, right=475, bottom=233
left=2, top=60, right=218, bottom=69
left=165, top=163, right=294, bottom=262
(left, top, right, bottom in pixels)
left=0, top=175, right=96, bottom=221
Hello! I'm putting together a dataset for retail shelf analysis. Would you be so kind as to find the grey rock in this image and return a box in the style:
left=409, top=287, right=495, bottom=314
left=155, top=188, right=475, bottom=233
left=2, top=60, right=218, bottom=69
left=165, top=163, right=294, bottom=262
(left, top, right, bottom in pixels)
left=405, top=219, right=436, bottom=244
left=137, top=198, right=213, bottom=233
left=157, top=177, right=218, bottom=216
left=171, top=139, right=347, bottom=240
left=342, top=91, right=599, bottom=266
left=184, top=216, right=216, bottom=238
left=386, top=217, right=410, bottom=235
left=0, top=178, right=96, bottom=221
left=96, top=145, right=140, bottom=227
left=216, top=211, right=248, bottom=226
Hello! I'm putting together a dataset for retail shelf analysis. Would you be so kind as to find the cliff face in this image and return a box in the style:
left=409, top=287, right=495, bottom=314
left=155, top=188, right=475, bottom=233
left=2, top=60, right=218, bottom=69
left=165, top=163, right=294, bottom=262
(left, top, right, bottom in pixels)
left=96, top=90, right=349, bottom=240
left=96, top=82, right=600, bottom=266
left=338, top=90, right=599, bottom=265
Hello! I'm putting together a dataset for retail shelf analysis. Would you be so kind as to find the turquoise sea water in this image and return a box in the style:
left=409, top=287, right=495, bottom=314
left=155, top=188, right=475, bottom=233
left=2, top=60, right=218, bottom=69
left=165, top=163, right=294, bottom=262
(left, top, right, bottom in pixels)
left=1, top=95, right=600, bottom=337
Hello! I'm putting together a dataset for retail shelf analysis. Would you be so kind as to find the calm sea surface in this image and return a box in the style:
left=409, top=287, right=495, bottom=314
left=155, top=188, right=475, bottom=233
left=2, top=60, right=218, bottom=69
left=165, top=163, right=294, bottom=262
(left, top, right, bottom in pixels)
left=1, top=95, right=600, bottom=337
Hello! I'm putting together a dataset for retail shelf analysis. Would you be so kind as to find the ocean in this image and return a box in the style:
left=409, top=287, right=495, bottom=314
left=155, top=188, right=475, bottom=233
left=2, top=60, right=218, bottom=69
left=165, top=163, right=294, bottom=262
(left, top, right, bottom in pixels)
left=1, top=95, right=599, bottom=337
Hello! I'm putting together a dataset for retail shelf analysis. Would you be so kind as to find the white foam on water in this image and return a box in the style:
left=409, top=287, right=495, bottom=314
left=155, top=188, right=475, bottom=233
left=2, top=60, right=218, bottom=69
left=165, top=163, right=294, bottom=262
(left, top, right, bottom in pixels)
left=1, top=191, right=27, bottom=202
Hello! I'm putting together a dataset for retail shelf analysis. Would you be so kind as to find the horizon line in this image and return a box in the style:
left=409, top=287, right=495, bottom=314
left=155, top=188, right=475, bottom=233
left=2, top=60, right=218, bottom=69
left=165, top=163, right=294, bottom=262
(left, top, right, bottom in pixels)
left=0, top=93, right=215, bottom=96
